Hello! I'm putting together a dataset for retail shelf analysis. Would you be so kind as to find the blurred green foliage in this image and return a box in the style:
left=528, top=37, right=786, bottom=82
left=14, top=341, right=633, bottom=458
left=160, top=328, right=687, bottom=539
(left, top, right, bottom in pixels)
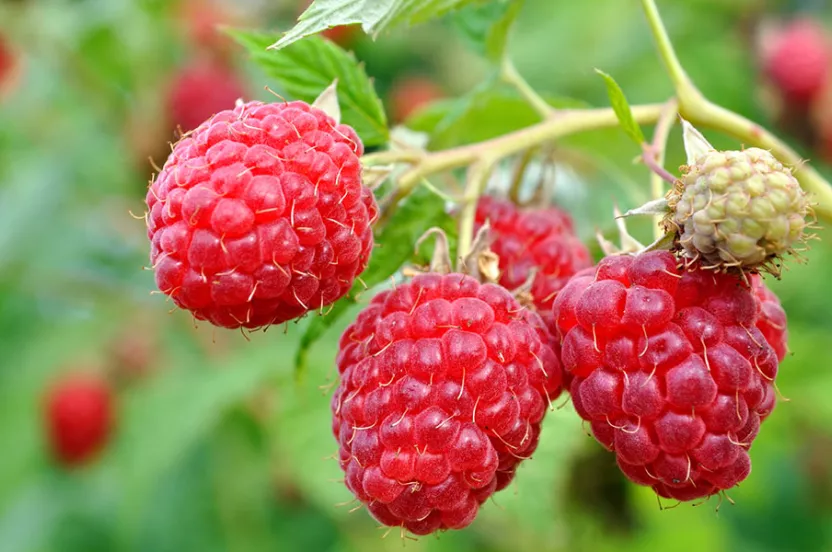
left=2, top=0, right=832, bottom=551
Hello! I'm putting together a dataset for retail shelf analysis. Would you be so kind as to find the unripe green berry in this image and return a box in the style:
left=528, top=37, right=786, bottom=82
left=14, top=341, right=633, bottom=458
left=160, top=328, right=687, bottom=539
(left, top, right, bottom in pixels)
left=666, top=147, right=810, bottom=273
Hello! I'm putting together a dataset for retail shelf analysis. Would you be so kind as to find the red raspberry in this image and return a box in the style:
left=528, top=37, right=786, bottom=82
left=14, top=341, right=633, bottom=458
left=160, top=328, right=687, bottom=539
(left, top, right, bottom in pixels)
left=45, top=373, right=114, bottom=467
left=0, top=35, right=12, bottom=83
left=752, top=275, right=788, bottom=362
left=763, top=19, right=831, bottom=105
left=177, top=0, right=242, bottom=59
left=0, top=34, right=20, bottom=101
left=553, top=251, right=778, bottom=501
left=332, top=273, right=562, bottom=534
left=388, top=76, right=444, bottom=123
left=475, top=196, right=593, bottom=332
left=166, top=59, right=248, bottom=134
left=146, top=100, right=378, bottom=329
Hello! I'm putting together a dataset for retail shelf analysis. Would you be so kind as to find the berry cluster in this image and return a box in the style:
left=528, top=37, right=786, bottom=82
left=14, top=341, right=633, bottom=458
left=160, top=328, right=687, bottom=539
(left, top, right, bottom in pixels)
left=553, top=251, right=778, bottom=500
left=147, top=100, right=377, bottom=328
left=332, top=273, right=562, bottom=533
left=142, top=95, right=795, bottom=535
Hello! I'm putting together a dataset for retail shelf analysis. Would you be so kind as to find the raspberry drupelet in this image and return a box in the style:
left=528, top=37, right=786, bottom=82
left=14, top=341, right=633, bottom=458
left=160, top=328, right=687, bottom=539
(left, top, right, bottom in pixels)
left=332, top=272, right=563, bottom=534
left=752, top=275, right=788, bottom=362
left=475, top=196, right=593, bottom=332
left=146, top=100, right=378, bottom=329
left=553, top=250, right=780, bottom=501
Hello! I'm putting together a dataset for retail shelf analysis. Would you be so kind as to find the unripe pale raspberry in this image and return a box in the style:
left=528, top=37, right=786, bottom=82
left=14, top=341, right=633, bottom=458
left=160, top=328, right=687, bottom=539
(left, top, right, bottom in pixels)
left=45, top=373, right=114, bottom=466
left=752, top=275, right=788, bottom=362
left=763, top=19, right=831, bottom=105
left=332, top=273, right=562, bottom=534
left=553, top=251, right=779, bottom=500
left=147, top=100, right=378, bottom=329
left=166, top=60, right=248, bottom=134
left=667, top=148, right=810, bottom=273
left=475, top=196, right=593, bottom=333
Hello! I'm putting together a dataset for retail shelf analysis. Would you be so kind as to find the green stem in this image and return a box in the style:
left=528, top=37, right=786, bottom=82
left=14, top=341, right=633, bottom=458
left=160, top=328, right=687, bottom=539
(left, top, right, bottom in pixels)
left=501, top=58, right=555, bottom=119
left=396, top=104, right=666, bottom=193
left=458, top=160, right=496, bottom=259
left=361, top=149, right=423, bottom=167
left=642, top=0, right=832, bottom=222
left=640, top=0, right=700, bottom=104
left=680, top=100, right=832, bottom=220
left=508, top=147, right=538, bottom=205
left=647, top=99, right=678, bottom=239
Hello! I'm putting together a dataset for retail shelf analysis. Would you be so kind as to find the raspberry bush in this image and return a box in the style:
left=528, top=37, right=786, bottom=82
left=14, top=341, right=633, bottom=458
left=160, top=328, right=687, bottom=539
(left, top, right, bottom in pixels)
left=10, top=0, right=832, bottom=549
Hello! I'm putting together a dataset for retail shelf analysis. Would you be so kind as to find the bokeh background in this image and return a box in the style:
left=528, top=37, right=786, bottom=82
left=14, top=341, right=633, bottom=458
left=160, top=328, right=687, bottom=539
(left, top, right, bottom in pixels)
left=3, top=0, right=832, bottom=551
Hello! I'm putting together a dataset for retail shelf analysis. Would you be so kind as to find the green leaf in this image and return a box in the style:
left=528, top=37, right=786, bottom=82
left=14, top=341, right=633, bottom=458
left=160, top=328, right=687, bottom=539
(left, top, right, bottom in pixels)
left=451, top=0, right=525, bottom=62
left=114, top=347, right=280, bottom=544
left=595, top=69, right=646, bottom=145
left=294, top=185, right=454, bottom=377
left=271, top=0, right=483, bottom=50
left=229, top=30, right=388, bottom=146
left=407, top=81, right=587, bottom=149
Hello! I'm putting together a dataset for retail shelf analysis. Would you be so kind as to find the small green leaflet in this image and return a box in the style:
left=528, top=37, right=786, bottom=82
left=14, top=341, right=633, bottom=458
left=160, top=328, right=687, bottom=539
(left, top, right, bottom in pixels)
left=451, top=0, right=526, bottom=62
left=595, top=69, right=645, bottom=145
left=271, top=0, right=482, bottom=50
left=229, top=30, right=388, bottom=146
left=294, top=186, right=455, bottom=377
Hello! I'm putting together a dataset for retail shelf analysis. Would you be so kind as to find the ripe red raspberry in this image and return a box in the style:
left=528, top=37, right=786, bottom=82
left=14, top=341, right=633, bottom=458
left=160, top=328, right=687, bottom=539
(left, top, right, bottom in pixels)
left=752, top=275, right=788, bottom=362
left=146, top=100, right=378, bottom=329
left=166, top=60, right=248, bottom=134
left=475, top=196, right=593, bottom=332
left=553, top=251, right=779, bottom=501
left=763, top=19, right=831, bottom=105
left=45, top=373, right=114, bottom=467
left=332, top=273, right=562, bottom=534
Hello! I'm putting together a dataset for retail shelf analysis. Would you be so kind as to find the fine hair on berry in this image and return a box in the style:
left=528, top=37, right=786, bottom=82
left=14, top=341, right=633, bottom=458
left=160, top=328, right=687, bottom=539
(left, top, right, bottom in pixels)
left=553, top=250, right=780, bottom=501
left=146, top=100, right=378, bottom=329
left=475, top=196, right=593, bottom=333
left=332, top=272, right=563, bottom=534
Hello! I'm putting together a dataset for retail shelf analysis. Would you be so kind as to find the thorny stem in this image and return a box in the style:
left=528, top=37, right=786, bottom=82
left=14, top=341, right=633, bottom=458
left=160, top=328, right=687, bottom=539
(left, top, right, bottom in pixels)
left=643, top=99, right=678, bottom=239
left=642, top=0, right=832, bottom=221
left=501, top=58, right=555, bottom=119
